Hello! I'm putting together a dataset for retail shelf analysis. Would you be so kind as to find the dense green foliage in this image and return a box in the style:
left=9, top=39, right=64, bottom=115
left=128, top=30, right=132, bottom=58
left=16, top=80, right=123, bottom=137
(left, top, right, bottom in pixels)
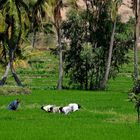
left=0, top=0, right=138, bottom=90
left=62, top=8, right=134, bottom=90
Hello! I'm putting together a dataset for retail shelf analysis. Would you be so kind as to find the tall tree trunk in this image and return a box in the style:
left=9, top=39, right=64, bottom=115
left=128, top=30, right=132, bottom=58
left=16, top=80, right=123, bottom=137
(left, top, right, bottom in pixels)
left=31, top=29, right=36, bottom=48
left=100, top=19, right=117, bottom=89
left=134, top=3, right=140, bottom=83
left=85, top=57, right=88, bottom=90
left=137, top=106, right=140, bottom=123
left=10, top=66, right=22, bottom=86
left=57, top=28, right=63, bottom=90
left=0, top=62, right=10, bottom=86
left=9, top=51, right=22, bottom=86
left=0, top=57, right=22, bottom=86
left=10, top=6, right=22, bottom=86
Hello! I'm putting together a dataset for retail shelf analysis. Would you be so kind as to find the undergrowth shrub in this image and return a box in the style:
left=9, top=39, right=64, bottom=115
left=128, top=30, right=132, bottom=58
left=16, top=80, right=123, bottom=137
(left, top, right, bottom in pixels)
left=0, top=86, right=31, bottom=95
left=128, top=80, right=140, bottom=122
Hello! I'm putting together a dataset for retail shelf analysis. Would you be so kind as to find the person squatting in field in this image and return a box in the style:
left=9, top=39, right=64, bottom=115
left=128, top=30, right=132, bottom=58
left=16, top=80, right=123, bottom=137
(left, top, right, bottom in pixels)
left=8, top=99, right=20, bottom=111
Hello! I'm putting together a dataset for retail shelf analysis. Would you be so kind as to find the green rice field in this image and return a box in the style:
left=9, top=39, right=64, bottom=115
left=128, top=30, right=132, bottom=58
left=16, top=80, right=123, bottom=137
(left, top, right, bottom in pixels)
left=0, top=80, right=139, bottom=140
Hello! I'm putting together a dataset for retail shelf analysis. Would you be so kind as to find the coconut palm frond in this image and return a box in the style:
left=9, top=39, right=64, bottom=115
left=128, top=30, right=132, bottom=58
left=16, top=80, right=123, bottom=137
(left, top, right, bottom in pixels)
left=0, top=0, right=8, bottom=10
left=111, top=0, right=122, bottom=22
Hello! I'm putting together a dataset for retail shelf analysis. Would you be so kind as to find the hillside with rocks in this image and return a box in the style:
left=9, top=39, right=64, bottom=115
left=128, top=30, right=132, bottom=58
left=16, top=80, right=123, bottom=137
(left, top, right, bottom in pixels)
left=118, top=0, right=134, bottom=22
left=61, top=0, right=134, bottom=22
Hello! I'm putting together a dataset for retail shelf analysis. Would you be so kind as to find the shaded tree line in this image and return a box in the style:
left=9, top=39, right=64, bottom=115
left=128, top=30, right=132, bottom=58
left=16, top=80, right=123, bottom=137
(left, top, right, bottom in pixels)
left=62, top=0, right=134, bottom=90
left=0, top=0, right=139, bottom=91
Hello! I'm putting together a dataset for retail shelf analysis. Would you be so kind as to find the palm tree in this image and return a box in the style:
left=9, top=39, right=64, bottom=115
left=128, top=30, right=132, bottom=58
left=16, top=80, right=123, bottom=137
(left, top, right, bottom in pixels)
left=0, top=0, right=29, bottom=86
left=46, top=0, right=77, bottom=90
left=53, top=0, right=63, bottom=90
left=132, top=0, right=140, bottom=84
left=100, top=0, right=122, bottom=89
left=28, top=0, right=48, bottom=48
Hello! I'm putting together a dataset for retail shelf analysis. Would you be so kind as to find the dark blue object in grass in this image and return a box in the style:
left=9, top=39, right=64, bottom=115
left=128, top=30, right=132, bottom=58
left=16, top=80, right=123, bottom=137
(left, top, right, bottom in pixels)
left=8, top=99, right=20, bottom=111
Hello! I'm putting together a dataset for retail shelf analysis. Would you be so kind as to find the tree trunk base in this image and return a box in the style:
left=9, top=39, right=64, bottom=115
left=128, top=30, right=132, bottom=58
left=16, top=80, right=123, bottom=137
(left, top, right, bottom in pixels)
left=12, top=72, right=22, bottom=86
left=0, top=77, right=7, bottom=86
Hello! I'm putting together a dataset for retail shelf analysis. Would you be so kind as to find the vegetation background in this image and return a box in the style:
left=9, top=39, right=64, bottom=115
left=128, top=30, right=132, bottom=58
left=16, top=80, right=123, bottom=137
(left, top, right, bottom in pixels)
left=0, top=0, right=140, bottom=140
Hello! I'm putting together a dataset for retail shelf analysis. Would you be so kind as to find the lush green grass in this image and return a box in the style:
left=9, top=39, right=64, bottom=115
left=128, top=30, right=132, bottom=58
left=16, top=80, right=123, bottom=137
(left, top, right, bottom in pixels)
left=0, top=87, right=139, bottom=140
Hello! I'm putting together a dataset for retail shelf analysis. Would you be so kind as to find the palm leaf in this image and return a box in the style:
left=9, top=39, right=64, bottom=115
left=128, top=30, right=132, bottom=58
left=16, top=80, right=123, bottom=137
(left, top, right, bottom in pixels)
left=0, top=0, right=8, bottom=10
